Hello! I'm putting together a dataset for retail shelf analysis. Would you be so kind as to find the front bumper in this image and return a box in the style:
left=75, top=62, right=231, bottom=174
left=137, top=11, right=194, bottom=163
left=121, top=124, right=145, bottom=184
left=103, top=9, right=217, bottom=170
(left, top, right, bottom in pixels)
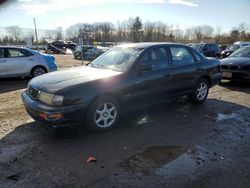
left=221, top=70, right=250, bottom=80
left=22, top=91, right=88, bottom=126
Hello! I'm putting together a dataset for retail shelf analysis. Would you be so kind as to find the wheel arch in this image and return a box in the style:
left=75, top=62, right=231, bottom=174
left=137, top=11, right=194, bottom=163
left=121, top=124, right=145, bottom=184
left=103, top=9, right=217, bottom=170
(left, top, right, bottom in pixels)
left=88, top=92, right=123, bottom=110
left=199, top=75, right=211, bottom=87
left=30, top=65, right=47, bottom=77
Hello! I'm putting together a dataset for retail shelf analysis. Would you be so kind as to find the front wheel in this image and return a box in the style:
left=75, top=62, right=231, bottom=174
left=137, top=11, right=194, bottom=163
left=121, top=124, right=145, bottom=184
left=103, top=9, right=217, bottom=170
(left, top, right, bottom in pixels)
left=189, top=78, right=209, bottom=104
left=86, top=97, right=120, bottom=132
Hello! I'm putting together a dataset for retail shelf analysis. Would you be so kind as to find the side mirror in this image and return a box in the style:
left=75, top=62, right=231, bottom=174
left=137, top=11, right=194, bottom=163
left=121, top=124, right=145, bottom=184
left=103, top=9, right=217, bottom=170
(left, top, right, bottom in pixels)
left=137, top=64, right=153, bottom=72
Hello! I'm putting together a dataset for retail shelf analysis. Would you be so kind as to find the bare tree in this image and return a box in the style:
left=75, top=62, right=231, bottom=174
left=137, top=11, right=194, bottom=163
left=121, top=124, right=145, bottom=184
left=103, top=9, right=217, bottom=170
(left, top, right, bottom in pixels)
left=191, top=25, right=214, bottom=42
left=144, top=21, right=155, bottom=42
left=55, top=27, right=63, bottom=40
left=5, top=25, right=23, bottom=43
left=44, top=29, right=57, bottom=40
left=238, top=22, right=249, bottom=41
left=95, top=22, right=114, bottom=42
left=230, top=29, right=240, bottom=42
left=65, top=25, right=80, bottom=39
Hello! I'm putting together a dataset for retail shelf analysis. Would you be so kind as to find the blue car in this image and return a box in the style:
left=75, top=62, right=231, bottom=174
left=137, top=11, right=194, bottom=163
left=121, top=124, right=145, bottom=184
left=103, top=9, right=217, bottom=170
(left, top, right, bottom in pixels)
left=0, top=46, right=57, bottom=78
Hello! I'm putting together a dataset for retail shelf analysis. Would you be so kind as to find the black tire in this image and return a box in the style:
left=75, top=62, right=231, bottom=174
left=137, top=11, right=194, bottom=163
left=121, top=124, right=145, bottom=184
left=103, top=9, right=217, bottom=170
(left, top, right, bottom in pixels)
left=189, top=78, right=209, bottom=104
left=31, top=66, right=47, bottom=78
left=86, top=96, right=120, bottom=132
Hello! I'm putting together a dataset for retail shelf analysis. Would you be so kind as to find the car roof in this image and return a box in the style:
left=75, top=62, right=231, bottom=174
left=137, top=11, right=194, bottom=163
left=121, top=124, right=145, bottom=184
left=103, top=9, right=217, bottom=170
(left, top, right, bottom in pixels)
left=0, top=46, right=27, bottom=49
left=195, top=43, right=218, bottom=45
left=116, top=42, right=187, bottom=48
left=234, top=41, right=250, bottom=45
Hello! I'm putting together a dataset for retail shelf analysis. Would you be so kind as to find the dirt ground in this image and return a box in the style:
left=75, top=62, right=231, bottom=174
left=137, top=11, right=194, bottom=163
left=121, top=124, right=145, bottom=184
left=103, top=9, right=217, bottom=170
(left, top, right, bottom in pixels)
left=0, top=54, right=250, bottom=188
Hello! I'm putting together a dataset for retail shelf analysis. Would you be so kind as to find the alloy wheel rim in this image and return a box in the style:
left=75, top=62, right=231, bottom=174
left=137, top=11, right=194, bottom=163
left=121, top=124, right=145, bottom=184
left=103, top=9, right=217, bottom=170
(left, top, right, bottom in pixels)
left=34, top=68, right=45, bottom=77
left=94, top=102, right=117, bottom=128
left=196, top=82, right=208, bottom=100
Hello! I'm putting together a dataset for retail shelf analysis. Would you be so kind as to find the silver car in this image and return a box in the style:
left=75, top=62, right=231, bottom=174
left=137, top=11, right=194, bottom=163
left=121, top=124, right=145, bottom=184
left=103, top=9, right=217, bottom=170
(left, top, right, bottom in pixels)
left=0, top=46, right=57, bottom=78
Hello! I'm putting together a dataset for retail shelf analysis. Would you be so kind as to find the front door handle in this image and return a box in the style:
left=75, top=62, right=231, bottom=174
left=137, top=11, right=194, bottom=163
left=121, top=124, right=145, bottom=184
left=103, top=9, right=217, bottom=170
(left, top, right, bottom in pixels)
left=0, top=60, right=6, bottom=63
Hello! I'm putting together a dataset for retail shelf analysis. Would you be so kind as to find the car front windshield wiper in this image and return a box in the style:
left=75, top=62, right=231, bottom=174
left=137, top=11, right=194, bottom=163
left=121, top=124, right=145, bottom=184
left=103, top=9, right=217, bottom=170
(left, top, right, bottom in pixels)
left=88, top=62, right=108, bottom=69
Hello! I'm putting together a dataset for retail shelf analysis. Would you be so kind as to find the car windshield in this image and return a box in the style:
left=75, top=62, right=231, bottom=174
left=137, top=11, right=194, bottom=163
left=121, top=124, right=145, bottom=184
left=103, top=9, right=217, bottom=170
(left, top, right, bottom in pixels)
left=192, top=44, right=205, bottom=51
left=229, top=47, right=250, bottom=58
left=89, top=47, right=145, bottom=72
left=227, top=45, right=240, bottom=51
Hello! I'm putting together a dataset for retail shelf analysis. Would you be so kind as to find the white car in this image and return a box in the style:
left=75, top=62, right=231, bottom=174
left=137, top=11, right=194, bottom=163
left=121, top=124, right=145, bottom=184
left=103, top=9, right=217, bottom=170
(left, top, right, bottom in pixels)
left=0, top=46, right=57, bottom=78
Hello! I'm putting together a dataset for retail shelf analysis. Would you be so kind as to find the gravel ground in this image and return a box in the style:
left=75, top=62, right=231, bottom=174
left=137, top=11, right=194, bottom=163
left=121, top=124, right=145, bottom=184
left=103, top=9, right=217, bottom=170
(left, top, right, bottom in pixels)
left=0, top=54, right=250, bottom=187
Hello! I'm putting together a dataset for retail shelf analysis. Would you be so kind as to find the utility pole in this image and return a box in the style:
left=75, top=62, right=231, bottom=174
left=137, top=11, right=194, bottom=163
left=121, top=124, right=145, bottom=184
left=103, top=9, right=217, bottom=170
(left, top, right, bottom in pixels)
left=33, top=18, right=39, bottom=51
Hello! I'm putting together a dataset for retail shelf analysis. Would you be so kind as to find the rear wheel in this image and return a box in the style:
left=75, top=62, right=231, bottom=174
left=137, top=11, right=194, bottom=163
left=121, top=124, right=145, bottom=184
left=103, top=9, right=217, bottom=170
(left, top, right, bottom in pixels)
left=31, top=66, right=47, bottom=77
left=86, top=97, right=120, bottom=132
left=189, top=78, right=209, bottom=104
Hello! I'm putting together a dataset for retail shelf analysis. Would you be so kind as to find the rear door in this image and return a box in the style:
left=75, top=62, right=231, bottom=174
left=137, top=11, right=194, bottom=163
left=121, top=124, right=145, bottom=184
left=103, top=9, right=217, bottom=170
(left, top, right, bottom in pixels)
left=5, top=48, right=35, bottom=76
left=167, top=45, right=200, bottom=96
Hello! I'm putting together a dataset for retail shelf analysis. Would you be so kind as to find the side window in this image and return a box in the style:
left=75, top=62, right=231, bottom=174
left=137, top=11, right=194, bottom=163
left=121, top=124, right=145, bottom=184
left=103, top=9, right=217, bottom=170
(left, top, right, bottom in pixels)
left=170, top=47, right=195, bottom=66
left=6, top=49, right=33, bottom=58
left=19, top=49, right=33, bottom=57
left=190, top=48, right=202, bottom=61
left=0, top=48, right=4, bottom=58
left=139, top=47, right=169, bottom=70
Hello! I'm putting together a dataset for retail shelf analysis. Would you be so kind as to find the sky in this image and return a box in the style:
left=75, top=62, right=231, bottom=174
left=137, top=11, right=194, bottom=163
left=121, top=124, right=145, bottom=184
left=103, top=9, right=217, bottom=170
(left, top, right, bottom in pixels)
left=0, top=0, right=249, bottom=32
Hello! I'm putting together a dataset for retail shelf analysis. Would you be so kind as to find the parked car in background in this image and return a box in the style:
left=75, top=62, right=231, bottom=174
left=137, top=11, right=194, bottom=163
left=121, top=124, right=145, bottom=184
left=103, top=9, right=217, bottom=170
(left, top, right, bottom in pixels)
left=84, top=47, right=105, bottom=60
left=0, top=46, right=57, bottom=78
left=73, top=45, right=93, bottom=59
left=220, top=41, right=250, bottom=58
left=220, top=46, right=250, bottom=81
left=73, top=45, right=107, bottom=60
left=219, top=44, right=227, bottom=51
left=191, top=43, right=221, bottom=58
left=22, top=43, right=222, bottom=132
left=46, top=40, right=76, bottom=54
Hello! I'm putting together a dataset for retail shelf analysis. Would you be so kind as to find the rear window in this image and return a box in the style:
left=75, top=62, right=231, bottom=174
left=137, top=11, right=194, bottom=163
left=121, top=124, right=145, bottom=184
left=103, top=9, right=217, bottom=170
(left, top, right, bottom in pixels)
left=207, top=44, right=219, bottom=51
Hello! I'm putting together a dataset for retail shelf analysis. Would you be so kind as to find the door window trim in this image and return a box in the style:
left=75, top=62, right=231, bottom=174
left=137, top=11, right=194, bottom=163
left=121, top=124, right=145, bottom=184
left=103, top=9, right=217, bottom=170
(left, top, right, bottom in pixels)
left=6, top=48, right=33, bottom=58
left=135, top=46, right=171, bottom=71
left=168, top=45, right=198, bottom=67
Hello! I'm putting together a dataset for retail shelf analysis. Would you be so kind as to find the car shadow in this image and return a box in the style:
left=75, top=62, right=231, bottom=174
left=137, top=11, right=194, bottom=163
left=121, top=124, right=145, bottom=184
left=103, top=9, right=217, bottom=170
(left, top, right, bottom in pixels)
left=0, top=77, right=30, bottom=94
left=219, top=80, right=250, bottom=94
left=0, top=98, right=249, bottom=186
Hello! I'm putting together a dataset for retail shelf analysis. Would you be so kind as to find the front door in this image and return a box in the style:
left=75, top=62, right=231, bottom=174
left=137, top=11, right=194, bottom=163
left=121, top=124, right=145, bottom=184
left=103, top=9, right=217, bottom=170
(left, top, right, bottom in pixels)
left=122, top=46, right=172, bottom=109
left=5, top=48, right=35, bottom=76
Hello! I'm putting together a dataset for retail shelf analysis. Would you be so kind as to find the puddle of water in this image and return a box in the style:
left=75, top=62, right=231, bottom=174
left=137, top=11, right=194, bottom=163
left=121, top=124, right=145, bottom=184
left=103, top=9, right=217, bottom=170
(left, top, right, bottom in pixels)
left=120, top=145, right=225, bottom=177
left=155, top=145, right=225, bottom=178
left=119, top=145, right=186, bottom=174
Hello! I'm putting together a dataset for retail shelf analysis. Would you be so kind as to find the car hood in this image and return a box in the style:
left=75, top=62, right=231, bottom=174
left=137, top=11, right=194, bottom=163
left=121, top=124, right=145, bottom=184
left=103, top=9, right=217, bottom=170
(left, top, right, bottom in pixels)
left=29, top=66, right=123, bottom=93
left=220, top=57, right=250, bottom=66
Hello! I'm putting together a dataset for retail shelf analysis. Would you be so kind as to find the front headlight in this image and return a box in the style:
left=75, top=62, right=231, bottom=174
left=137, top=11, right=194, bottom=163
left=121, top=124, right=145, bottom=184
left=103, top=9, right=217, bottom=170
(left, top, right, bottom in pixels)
left=38, top=91, right=64, bottom=106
